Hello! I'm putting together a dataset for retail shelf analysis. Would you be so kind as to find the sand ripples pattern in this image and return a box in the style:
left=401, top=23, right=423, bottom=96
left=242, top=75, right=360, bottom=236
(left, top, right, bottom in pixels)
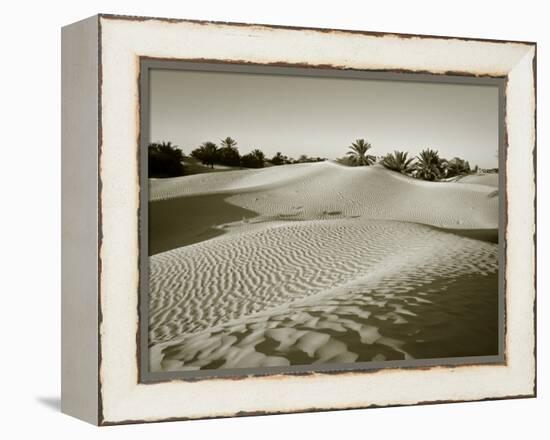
left=149, top=219, right=498, bottom=372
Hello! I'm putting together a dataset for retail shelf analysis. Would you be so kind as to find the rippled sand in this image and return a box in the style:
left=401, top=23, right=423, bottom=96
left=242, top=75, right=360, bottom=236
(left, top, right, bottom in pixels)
left=148, top=163, right=499, bottom=372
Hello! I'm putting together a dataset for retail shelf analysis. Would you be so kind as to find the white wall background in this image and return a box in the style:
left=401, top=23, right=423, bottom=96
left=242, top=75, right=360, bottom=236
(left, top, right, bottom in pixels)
left=0, top=0, right=546, bottom=437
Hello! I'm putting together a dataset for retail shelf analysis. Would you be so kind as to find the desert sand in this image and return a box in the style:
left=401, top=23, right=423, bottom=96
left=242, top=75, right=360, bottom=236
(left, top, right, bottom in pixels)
left=148, top=162, right=499, bottom=372
left=457, top=173, right=499, bottom=187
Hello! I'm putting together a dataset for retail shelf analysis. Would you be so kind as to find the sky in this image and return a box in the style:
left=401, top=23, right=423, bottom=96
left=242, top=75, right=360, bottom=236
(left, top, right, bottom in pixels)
left=149, top=69, right=499, bottom=169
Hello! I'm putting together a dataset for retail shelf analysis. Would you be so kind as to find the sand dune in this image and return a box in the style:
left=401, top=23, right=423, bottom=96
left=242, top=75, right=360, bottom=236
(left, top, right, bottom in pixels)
left=457, top=173, right=499, bottom=188
left=149, top=219, right=498, bottom=371
left=150, top=162, right=326, bottom=200
left=151, top=162, right=498, bottom=229
left=148, top=162, right=499, bottom=372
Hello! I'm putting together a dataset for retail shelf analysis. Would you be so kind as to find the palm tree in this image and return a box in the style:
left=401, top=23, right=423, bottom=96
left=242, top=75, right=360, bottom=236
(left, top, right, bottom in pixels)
left=221, top=137, right=238, bottom=149
left=148, top=141, right=185, bottom=177
left=218, top=137, right=240, bottom=166
left=346, top=139, right=375, bottom=166
left=241, top=148, right=265, bottom=168
left=446, top=157, right=471, bottom=177
left=415, top=148, right=442, bottom=181
left=250, top=149, right=265, bottom=163
left=271, top=152, right=285, bottom=165
left=382, top=150, right=416, bottom=174
left=191, top=141, right=218, bottom=168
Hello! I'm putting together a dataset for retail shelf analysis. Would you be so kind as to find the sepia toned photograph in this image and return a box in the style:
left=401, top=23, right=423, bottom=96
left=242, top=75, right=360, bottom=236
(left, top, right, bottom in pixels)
left=144, top=64, right=503, bottom=375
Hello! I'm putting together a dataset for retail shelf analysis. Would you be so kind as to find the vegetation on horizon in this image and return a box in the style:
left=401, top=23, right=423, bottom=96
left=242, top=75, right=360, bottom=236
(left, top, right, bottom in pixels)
left=148, top=136, right=490, bottom=181
left=148, top=137, right=332, bottom=177
left=382, top=151, right=416, bottom=175
left=415, top=148, right=444, bottom=181
left=193, top=142, right=220, bottom=168
left=346, top=139, right=376, bottom=166
left=240, top=149, right=266, bottom=168
left=217, top=137, right=241, bottom=167
left=447, top=157, right=472, bottom=176
left=148, top=142, right=186, bottom=178
left=338, top=139, right=487, bottom=182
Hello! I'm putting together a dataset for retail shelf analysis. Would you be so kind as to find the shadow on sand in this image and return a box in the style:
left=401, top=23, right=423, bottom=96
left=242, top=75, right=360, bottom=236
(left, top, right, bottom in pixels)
left=149, top=193, right=258, bottom=255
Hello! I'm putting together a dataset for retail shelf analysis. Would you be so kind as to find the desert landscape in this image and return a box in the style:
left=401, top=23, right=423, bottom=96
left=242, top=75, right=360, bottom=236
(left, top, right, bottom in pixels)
left=146, top=69, right=500, bottom=373
left=148, top=160, right=499, bottom=372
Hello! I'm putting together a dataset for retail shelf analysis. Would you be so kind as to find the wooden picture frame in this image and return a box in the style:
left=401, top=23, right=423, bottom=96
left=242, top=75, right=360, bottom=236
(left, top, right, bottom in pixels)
left=61, top=14, right=536, bottom=425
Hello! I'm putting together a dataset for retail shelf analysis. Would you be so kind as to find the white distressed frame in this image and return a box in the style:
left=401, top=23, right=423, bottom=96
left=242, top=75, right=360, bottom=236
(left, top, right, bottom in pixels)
left=63, top=14, right=537, bottom=425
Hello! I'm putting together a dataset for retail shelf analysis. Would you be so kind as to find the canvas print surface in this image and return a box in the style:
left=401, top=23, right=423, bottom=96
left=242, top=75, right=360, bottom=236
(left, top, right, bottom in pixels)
left=145, top=68, right=501, bottom=374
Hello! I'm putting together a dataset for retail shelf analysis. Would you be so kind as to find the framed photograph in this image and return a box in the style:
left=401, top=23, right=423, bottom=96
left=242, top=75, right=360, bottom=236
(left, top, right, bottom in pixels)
left=61, top=14, right=537, bottom=425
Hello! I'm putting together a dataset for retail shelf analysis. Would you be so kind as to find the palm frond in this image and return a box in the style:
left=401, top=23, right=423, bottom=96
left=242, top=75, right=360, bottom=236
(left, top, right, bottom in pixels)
left=346, top=139, right=374, bottom=166
left=415, top=148, right=442, bottom=181
left=382, top=150, right=416, bottom=174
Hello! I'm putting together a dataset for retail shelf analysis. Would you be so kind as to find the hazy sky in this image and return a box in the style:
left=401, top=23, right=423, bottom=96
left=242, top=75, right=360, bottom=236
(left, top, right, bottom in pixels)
left=150, top=69, right=499, bottom=168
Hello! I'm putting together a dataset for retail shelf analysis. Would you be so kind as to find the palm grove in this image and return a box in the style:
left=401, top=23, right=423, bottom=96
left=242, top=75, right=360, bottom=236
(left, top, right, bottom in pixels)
left=149, top=137, right=486, bottom=181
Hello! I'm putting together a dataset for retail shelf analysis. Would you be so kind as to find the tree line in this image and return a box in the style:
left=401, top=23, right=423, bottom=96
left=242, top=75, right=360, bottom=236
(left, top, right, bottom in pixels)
left=149, top=136, right=487, bottom=181
left=148, top=137, right=326, bottom=177
left=342, top=138, right=482, bottom=181
left=190, top=137, right=326, bottom=169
